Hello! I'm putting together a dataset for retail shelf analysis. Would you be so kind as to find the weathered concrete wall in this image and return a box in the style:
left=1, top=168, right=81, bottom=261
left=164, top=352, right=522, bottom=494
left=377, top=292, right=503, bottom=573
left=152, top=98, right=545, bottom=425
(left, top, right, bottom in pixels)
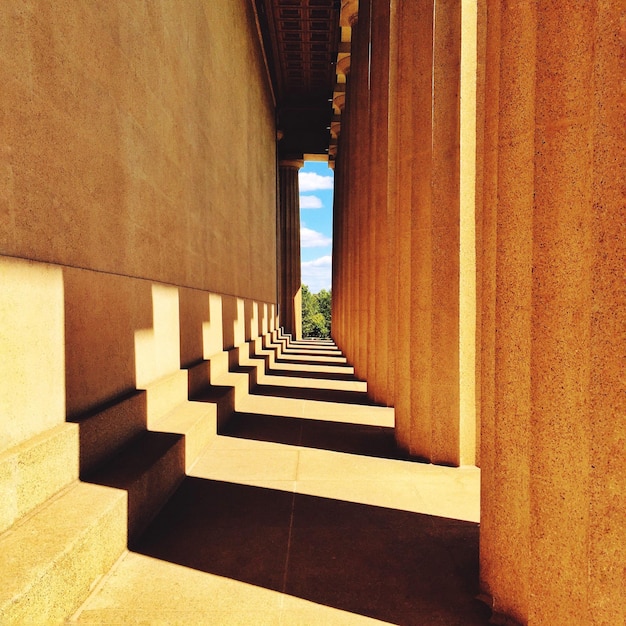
left=0, top=0, right=276, bottom=299
left=0, top=0, right=277, bottom=450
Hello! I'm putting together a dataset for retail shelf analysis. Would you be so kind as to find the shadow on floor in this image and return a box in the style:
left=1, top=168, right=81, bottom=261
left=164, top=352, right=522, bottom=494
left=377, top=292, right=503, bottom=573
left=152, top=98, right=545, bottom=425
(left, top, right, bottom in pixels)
left=252, top=383, right=380, bottom=405
left=261, top=367, right=358, bottom=381
left=274, top=356, right=352, bottom=368
left=223, top=412, right=401, bottom=460
left=136, top=478, right=491, bottom=626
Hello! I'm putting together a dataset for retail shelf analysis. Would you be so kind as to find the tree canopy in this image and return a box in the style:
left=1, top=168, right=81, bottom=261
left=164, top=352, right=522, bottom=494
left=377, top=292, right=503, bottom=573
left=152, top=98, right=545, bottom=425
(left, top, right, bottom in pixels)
left=301, top=284, right=331, bottom=338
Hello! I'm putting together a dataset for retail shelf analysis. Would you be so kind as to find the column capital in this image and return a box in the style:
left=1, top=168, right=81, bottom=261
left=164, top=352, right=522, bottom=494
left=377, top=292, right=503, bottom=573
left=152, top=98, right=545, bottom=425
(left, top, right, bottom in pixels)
left=279, top=159, right=304, bottom=169
left=336, top=53, right=352, bottom=77
left=340, top=0, right=359, bottom=27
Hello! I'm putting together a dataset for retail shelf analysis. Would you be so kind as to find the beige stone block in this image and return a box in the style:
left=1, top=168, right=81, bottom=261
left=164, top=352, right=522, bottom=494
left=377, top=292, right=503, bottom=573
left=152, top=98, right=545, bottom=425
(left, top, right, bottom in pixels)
left=88, top=430, right=185, bottom=543
left=144, top=370, right=189, bottom=426
left=14, top=424, right=79, bottom=522
left=63, top=267, right=153, bottom=417
left=0, top=482, right=126, bottom=625
left=135, top=284, right=181, bottom=389
left=71, top=391, right=147, bottom=476
left=150, top=401, right=217, bottom=472
left=0, top=257, right=65, bottom=451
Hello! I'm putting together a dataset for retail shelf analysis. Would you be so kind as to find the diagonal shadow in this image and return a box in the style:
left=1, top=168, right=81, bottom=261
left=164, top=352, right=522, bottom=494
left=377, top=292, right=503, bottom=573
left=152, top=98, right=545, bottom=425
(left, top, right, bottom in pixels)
left=261, top=367, right=358, bottom=381
left=223, top=412, right=401, bottom=460
left=136, top=478, right=491, bottom=625
left=274, top=355, right=351, bottom=368
left=251, top=383, right=379, bottom=405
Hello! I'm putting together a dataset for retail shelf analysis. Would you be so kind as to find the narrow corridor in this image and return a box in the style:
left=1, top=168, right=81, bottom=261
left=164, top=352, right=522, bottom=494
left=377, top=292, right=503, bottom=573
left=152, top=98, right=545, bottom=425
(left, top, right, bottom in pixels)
left=72, top=339, right=490, bottom=625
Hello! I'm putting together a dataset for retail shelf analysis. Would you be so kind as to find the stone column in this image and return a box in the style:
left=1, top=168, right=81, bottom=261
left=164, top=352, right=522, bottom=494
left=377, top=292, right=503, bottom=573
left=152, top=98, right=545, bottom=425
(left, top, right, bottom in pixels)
left=476, top=0, right=499, bottom=613
left=389, top=0, right=435, bottom=457
left=430, top=0, right=462, bottom=465
left=343, top=14, right=360, bottom=369
left=351, top=1, right=371, bottom=381
left=368, top=0, right=392, bottom=405
left=478, top=2, right=626, bottom=623
left=278, top=159, right=303, bottom=340
left=529, top=2, right=622, bottom=622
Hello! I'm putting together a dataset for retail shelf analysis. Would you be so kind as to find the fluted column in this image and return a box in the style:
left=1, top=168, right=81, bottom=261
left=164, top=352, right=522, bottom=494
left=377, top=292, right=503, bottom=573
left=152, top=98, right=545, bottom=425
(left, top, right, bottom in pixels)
left=278, top=159, right=303, bottom=339
left=389, top=0, right=434, bottom=457
left=352, top=3, right=371, bottom=381
left=479, top=2, right=626, bottom=623
left=367, top=0, right=392, bottom=405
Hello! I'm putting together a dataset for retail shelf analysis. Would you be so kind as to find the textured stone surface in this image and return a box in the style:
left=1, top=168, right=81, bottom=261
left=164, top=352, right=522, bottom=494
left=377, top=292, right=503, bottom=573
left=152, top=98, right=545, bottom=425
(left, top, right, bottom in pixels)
left=334, top=0, right=474, bottom=467
left=0, top=258, right=65, bottom=450
left=0, top=482, right=126, bottom=625
left=73, top=339, right=488, bottom=626
left=478, top=2, right=626, bottom=624
left=0, top=0, right=277, bottom=302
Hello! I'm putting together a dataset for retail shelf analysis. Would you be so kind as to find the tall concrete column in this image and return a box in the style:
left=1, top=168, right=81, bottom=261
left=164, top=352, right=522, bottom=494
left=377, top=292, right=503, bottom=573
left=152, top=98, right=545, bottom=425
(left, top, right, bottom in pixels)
left=368, top=0, right=392, bottom=405
left=336, top=0, right=475, bottom=466
left=430, top=0, right=463, bottom=464
left=351, top=2, right=371, bottom=381
left=388, top=0, right=434, bottom=456
left=388, top=0, right=476, bottom=465
left=343, top=14, right=360, bottom=369
left=476, top=0, right=500, bottom=613
left=479, top=2, right=626, bottom=623
left=278, top=159, right=303, bottom=339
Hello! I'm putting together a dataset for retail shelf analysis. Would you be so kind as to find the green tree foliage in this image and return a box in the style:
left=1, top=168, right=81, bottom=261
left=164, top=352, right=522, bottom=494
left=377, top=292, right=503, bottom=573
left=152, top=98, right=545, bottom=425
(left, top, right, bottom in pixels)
left=301, top=284, right=332, bottom=338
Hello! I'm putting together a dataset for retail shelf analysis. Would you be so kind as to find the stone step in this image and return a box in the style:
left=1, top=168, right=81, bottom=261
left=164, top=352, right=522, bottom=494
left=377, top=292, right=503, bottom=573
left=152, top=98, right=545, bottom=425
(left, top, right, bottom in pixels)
left=68, top=391, right=147, bottom=476
left=185, top=359, right=211, bottom=398
left=191, top=383, right=236, bottom=433
left=86, top=430, right=185, bottom=545
left=149, top=401, right=217, bottom=471
left=0, top=481, right=126, bottom=625
left=144, top=370, right=189, bottom=424
left=0, top=423, right=79, bottom=535
left=209, top=350, right=230, bottom=381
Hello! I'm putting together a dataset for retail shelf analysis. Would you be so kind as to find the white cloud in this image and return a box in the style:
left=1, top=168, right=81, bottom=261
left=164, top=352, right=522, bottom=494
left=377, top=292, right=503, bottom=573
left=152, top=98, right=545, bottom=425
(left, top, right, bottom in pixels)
left=301, top=255, right=332, bottom=293
left=299, top=195, right=323, bottom=209
left=299, top=171, right=334, bottom=192
left=301, top=226, right=332, bottom=248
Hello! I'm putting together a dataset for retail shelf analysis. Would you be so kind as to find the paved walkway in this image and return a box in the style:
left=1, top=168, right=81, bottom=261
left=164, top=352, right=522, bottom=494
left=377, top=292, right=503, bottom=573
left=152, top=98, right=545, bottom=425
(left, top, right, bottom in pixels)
left=72, top=339, right=490, bottom=625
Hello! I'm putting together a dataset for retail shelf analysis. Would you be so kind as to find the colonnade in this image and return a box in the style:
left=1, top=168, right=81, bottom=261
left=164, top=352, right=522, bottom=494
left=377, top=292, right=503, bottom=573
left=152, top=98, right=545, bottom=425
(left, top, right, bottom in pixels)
left=331, top=1, right=625, bottom=624
left=333, top=0, right=477, bottom=467
left=277, top=159, right=303, bottom=339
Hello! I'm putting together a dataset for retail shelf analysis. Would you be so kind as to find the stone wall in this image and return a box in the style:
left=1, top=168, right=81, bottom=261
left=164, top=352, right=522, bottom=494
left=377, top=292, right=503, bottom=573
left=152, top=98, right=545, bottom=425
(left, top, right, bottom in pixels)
left=0, top=0, right=278, bottom=450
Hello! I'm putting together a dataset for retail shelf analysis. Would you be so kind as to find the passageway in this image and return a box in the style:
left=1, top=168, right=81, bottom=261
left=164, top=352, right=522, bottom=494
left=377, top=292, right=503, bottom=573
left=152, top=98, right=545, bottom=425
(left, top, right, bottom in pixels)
left=72, top=338, right=490, bottom=625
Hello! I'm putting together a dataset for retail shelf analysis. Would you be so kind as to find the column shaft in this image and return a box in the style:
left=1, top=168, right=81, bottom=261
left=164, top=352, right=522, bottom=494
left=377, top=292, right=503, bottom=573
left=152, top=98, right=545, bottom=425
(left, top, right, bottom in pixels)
left=368, top=0, right=392, bottom=404
left=477, top=0, right=499, bottom=609
left=479, top=2, right=626, bottom=623
left=278, top=161, right=302, bottom=339
left=431, top=0, right=462, bottom=464
left=390, top=0, right=435, bottom=455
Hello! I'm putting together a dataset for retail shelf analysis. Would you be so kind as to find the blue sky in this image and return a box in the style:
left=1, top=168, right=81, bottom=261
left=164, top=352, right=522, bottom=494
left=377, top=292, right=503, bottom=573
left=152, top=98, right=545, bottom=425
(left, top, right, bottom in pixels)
left=299, top=161, right=334, bottom=293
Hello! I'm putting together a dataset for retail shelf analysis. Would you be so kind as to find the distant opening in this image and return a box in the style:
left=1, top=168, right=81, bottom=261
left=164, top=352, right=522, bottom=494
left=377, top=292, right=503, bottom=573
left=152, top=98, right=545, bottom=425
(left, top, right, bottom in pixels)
left=298, top=160, right=334, bottom=338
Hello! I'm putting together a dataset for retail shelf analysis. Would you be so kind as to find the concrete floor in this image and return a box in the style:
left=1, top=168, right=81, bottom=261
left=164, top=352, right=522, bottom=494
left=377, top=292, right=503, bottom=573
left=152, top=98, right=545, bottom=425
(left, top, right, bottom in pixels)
left=71, top=339, right=490, bottom=625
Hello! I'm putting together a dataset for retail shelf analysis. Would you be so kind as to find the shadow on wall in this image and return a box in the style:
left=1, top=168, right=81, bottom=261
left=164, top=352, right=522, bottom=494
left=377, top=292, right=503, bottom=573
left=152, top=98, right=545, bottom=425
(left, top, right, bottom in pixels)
left=63, top=267, right=154, bottom=420
left=178, top=287, right=212, bottom=370
left=221, top=295, right=241, bottom=351
left=137, top=477, right=491, bottom=626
